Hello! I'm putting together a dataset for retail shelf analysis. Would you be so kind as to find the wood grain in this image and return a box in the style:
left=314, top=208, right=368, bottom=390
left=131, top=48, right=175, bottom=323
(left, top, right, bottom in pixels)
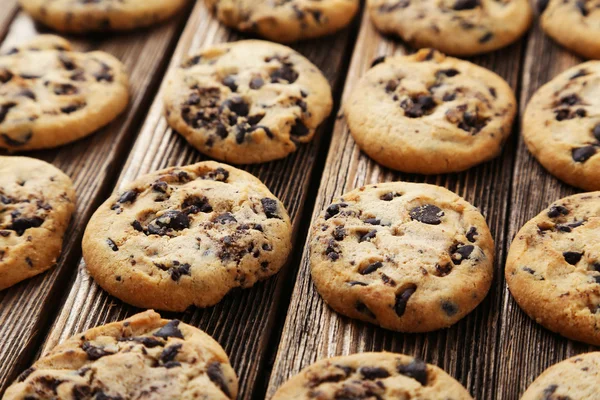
left=267, top=8, right=528, bottom=400
left=497, top=14, right=599, bottom=399
left=0, top=8, right=190, bottom=391
left=37, top=2, right=359, bottom=399
left=0, top=0, right=19, bottom=43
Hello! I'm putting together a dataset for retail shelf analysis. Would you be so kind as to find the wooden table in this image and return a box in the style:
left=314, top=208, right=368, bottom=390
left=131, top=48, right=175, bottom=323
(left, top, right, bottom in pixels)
left=0, top=2, right=597, bottom=399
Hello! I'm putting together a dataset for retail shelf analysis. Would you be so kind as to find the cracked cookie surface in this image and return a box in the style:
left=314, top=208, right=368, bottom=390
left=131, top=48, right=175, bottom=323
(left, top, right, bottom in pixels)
left=367, top=0, right=532, bottom=56
left=541, top=0, right=600, bottom=59
left=309, top=182, right=495, bottom=332
left=521, top=352, right=600, bottom=400
left=164, top=40, right=332, bottom=164
left=0, top=35, right=129, bottom=151
left=506, top=192, right=600, bottom=346
left=82, top=161, right=292, bottom=311
left=205, top=0, right=360, bottom=43
left=19, top=0, right=188, bottom=32
left=344, top=49, right=516, bottom=174
left=272, top=352, right=473, bottom=399
left=523, top=61, right=600, bottom=191
left=4, top=310, right=238, bottom=400
left=0, top=156, right=75, bottom=291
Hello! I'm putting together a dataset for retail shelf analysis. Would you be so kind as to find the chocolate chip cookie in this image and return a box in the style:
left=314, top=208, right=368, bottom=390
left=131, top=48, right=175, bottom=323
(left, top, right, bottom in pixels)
left=540, top=0, right=600, bottom=59
left=82, top=161, right=292, bottom=311
left=367, top=0, right=533, bottom=56
left=344, top=49, right=516, bottom=174
left=521, top=352, right=600, bottom=400
left=309, top=182, right=495, bottom=332
left=0, top=35, right=129, bottom=151
left=523, top=61, right=600, bottom=191
left=205, top=0, right=360, bottom=43
left=164, top=40, right=332, bottom=164
left=506, top=192, right=600, bottom=346
left=0, top=156, right=76, bottom=291
left=4, top=310, right=238, bottom=399
left=19, top=0, right=188, bottom=32
left=272, top=352, right=473, bottom=399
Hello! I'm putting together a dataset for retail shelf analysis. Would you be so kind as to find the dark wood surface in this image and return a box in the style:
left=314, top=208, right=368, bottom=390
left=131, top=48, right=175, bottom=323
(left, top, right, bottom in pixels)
left=0, top=2, right=597, bottom=400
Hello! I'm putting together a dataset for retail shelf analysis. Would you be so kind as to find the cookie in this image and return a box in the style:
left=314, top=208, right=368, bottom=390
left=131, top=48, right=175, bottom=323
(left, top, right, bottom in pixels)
left=164, top=40, right=332, bottom=164
left=309, top=182, right=495, bottom=332
left=367, top=0, right=533, bottom=56
left=4, top=310, right=238, bottom=399
left=272, top=352, right=473, bottom=399
left=522, top=61, right=600, bottom=191
left=205, top=0, right=360, bottom=43
left=0, top=156, right=76, bottom=291
left=0, top=35, right=129, bottom=151
left=19, top=0, right=188, bottom=33
left=344, top=49, right=516, bottom=174
left=506, top=192, right=600, bottom=346
left=82, top=161, right=292, bottom=311
left=540, top=0, right=600, bottom=59
left=521, top=352, right=600, bottom=400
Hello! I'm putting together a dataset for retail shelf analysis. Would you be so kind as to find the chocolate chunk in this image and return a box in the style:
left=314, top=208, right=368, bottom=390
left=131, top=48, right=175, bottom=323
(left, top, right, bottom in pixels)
left=81, top=342, right=113, bottom=360
left=0, top=102, right=16, bottom=124
left=380, top=192, right=400, bottom=201
left=442, top=301, right=459, bottom=316
left=222, top=75, right=237, bottom=92
left=453, top=0, right=480, bottom=10
left=61, top=103, right=85, bottom=114
left=0, top=68, right=13, bottom=84
left=325, top=240, right=341, bottom=261
left=52, top=83, right=78, bottom=95
left=435, top=263, right=453, bottom=277
left=118, top=336, right=163, bottom=348
left=359, top=230, right=377, bottom=243
left=360, top=367, right=390, bottom=380
left=160, top=343, right=182, bottom=363
left=361, top=261, right=383, bottom=275
left=436, top=69, right=460, bottom=78
left=213, top=213, right=237, bottom=224
left=2, top=132, right=32, bottom=147
left=364, top=218, right=381, bottom=225
left=207, top=362, right=232, bottom=398
left=94, top=63, right=113, bottom=82
left=333, top=226, right=347, bottom=241
left=547, top=205, right=569, bottom=218
left=9, top=216, right=44, bottom=236
left=118, top=190, right=138, bottom=204
left=152, top=181, right=168, bottom=193
left=556, top=220, right=585, bottom=233
left=261, top=198, right=280, bottom=219
left=572, top=146, right=597, bottom=163
left=570, top=69, right=588, bottom=80
left=182, top=195, right=212, bottom=214
left=220, top=96, right=249, bottom=119
left=593, top=123, right=600, bottom=142
left=149, top=211, right=190, bottom=234
left=249, top=76, right=264, bottom=90
left=450, top=244, right=475, bottom=265
left=410, top=204, right=444, bottom=225
left=466, top=227, right=478, bottom=243
left=398, top=359, right=428, bottom=385
left=290, top=118, right=309, bottom=137
left=154, top=320, right=184, bottom=339
left=401, top=94, right=437, bottom=118
left=202, top=167, right=229, bottom=182
left=132, top=220, right=143, bottom=232
left=270, top=61, right=299, bottom=84
left=17, top=367, right=35, bottom=382
left=395, top=285, right=417, bottom=317
left=106, top=238, right=118, bottom=252
left=458, top=109, right=488, bottom=134
left=169, top=263, right=191, bottom=281
left=356, top=301, right=376, bottom=319
left=58, top=53, right=76, bottom=70
left=348, top=281, right=368, bottom=286
left=325, top=203, right=347, bottom=220
left=563, top=251, right=583, bottom=265
left=371, top=56, right=386, bottom=68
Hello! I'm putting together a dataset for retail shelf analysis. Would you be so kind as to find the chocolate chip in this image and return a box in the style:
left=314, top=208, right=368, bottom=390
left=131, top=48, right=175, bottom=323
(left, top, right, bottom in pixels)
left=548, top=205, right=569, bottom=218
left=220, top=96, right=249, bottom=119
left=348, top=281, right=368, bottom=286
left=563, top=251, right=583, bottom=265
left=572, top=146, right=597, bottom=163
left=395, top=285, right=417, bottom=317
left=93, top=63, right=113, bottom=82
left=360, top=367, right=390, bottom=380
left=442, top=301, right=459, bottom=316
left=106, top=238, right=118, bottom=251
left=154, top=320, right=184, bottom=339
left=169, top=263, right=191, bottom=281
left=9, top=216, right=44, bottom=236
left=202, top=167, right=229, bottom=182
left=355, top=301, right=376, bottom=319
left=0, top=102, right=16, bottom=124
left=17, top=367, right=35, bottom=382
left=270, top=61, right=299, bottom=84
left=152, top=181, right=168, bottom=193
left=58, top=53, right=76, bottom=70
left=333, top=226, right=347, bottom=241
left=479, top=32, right=494, bottom=43
left=132, top=220, right=143, bottom=232
left=182, top=195, right=212, bottom=214
left=436, top=69, right=460, bottom=78
left=18, top=89, right=36, bottom=100
left=361, top=261, right=383, bottom=275
left=435, top=263, right=453, bottom=277
left=0, top=68, right=13, bottom=83
left=364, top=218, right=381, bottom=225
left=325, top=240, right=341, bottom=261
left=118, top=336, right=163, bottom=348
left=451, top=244, right=475, bottom=265
left=410, top=204, right=444, bottom=225
left=61, top=103, right=85, bottom=114
left=149, top=211, right=190, bottom=234
left=398, top=359, right=428, bottom=385
left=453, top=0, right=479, bottom=10
left=593, top=123, right=600, bottom=142
left=222, top=75, right=237, bottom=92
left=380, top=192, right=400, bottom=201
left=2, top=132, right=32, bottom=147
left=325, top=203, right=347, bottom=220
left=160, top=344, right=182, bottom=363
left=458, top=109, right=488, bottom=134
left=359, top=230, right=377, bottom=243
left=207, top=362, right=232, bottom=398
left=290, top=118, right=309, bottom=137
left=466, top=227, right=478, bottom=243
left=537, top=0, right=549, bottom=12
left=81, top=342, right=113, bottom=360
left=556, top=220, right=585, bottom=232
left=371, top=56, right=386, bottom=68
left=570, top=69, right=588, bottom=80
left=576, top=0, right=588, bottom=16
left=118, top=190, right=138, bottom=204
left=401, top=94, right=437, bottom=118
left=52, top=83, right=78, bottom=95
left=213, top=213, right=237, bottom=224
left=249, top=76, right=264, bottom=90
left=261, top=198, right=281, bottom=219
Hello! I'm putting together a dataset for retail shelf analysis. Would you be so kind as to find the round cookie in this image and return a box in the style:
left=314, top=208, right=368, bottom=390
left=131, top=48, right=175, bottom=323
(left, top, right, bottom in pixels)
left=0, top=156, right=76, bottom=291
left=523, top=61, right=600, bottom=191
left=367, top=0, right=533, bottom=56
left=540, top=0, right=600, bottom=60
left=272, top=352, right=473, bottom=399
left=19, top=0, right=188, bottom=33
left=0, top=35, right=129, bottom=151
left=205, top=0, right=360, bottom=43
left=164, top=40, right=332, bottom=164
left=344, top=49, right=516, bottom=174
left=506, top=192, right=600, bottom=346
left=521, top=352, right=600, bottom=400
left=4, top=310, right=239, bottom=399
left=82, top=161, right=292, bottom=311
left=309, top=182, right=495, bottom=332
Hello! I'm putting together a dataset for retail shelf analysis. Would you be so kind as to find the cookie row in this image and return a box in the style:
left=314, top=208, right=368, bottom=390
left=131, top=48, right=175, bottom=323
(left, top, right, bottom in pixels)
left=4, top=309, right=598, bottom=398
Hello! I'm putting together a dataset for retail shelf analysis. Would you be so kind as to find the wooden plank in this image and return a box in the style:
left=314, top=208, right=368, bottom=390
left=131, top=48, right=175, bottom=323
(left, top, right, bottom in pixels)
left=496, top=14, right=598, bottom=400
left=267, top=9, right=526, bottom=399
left=37, top=2, right=359, bottom=399
left=0, top=0, right=19, bottom=43
left=0, top=8, right=191, bottom=392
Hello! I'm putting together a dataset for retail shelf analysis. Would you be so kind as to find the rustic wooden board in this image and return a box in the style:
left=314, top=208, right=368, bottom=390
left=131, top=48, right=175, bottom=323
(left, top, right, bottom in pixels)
left=267, top=9, right=528, bottom=400
left=35, top=2, right=359, bottom=399
left=496, top=15, right=598, bottom=399
left=0, top=8, right=191, bottom=391
left=0, top=0, right=19, bottom=43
